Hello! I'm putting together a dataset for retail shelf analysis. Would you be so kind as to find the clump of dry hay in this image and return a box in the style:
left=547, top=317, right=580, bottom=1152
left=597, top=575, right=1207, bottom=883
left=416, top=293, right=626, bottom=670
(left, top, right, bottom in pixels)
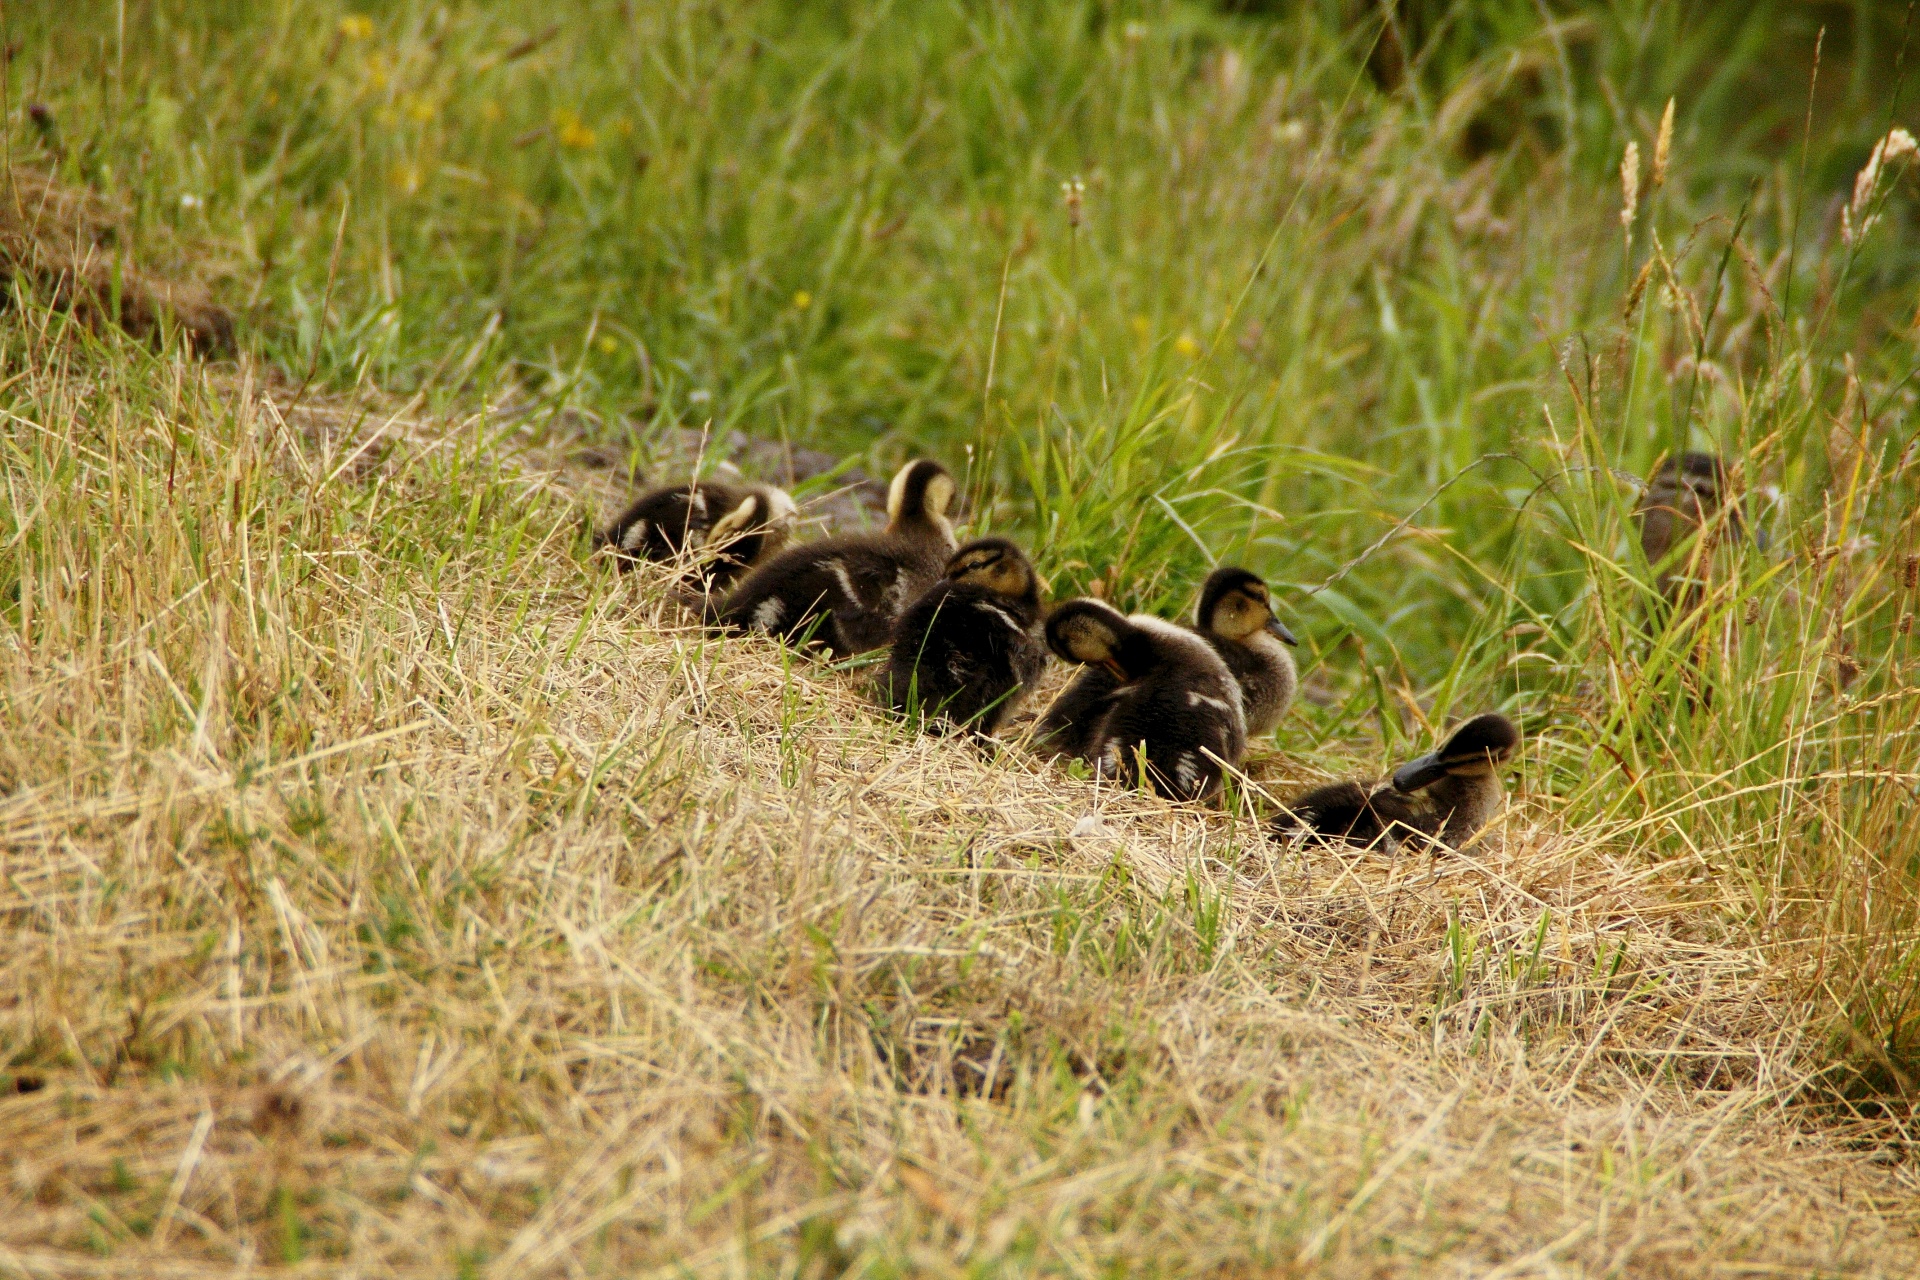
left=2, top=350, right=1919, bottom=1277
left=0, top=168, right=234, bottom=354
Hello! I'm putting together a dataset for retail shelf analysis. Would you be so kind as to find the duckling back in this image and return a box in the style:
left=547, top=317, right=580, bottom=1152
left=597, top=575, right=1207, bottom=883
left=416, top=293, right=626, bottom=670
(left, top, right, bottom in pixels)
left=708, top=460, right=958, bottom=657
left=1044, top=601, right=1246, bottom=802
left=1098, top=618, right=1247, bottom=801
left=883, top=537, right=1046, bottom=735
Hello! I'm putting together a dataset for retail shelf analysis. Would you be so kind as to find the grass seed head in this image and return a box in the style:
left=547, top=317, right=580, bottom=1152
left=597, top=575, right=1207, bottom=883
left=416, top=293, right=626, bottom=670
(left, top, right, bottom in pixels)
left=1619, top=140, right=1640, bottom=230
left=1651, top=97, right=1675, bottom=190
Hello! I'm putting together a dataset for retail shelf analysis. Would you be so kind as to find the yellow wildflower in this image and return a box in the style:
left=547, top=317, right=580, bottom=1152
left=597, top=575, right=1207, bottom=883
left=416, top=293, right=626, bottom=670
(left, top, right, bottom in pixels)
left=554, top=109, right=596, bottom=150
left=1130, top=315, right=1151, bottom=339
left=339, top=15, right=373, bottom=41
left=792, top=290, right=813, bottom=311
left=597, top=335, right=618, bottom=354
left=1173, top=333, right=1201, bottom=358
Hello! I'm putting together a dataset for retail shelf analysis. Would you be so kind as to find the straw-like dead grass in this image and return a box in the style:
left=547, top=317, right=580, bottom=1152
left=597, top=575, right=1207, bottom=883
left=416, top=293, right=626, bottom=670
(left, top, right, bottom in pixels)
left=2, top=334, right=1918, bottom=1277
left=0, top=168, right=234, bottom=355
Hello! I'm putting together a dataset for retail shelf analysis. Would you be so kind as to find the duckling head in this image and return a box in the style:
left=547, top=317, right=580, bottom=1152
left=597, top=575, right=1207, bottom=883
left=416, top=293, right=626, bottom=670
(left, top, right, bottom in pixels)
left=1389, top=712, right=1520, bottom=794
left=885, top=459, right=957, bottom=540
left=1647, top=452, right=1726, bottom=517
left=706, top=485, right=799, bottom=553
left=1045, top=598, right=1135, bottom=683
left=1197, top=566, right=1299, bottom=646
left=945, top=537, right=1040, bottom=607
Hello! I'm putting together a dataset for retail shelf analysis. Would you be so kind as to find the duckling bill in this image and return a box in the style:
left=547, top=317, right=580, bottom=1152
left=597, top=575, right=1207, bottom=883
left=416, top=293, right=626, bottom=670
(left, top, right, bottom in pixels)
left=1272, top=712, right=1518, bottom=851
left=596, top=479, right=797, bottom=592
left=708, top=459, right=958, bottom=657
left=1042, top=598, right=1246, bottom=803
left=883, top=537, right=1047, bottom=735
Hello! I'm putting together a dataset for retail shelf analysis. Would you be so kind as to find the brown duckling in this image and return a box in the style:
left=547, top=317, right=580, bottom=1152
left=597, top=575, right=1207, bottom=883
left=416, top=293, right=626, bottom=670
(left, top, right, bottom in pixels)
left=1042, top=599, right=1247, bottom=803
left=1271, top=712, right=1519, bottom=851
left=882, top=537, right=1047, bottom=735
left=1194, top=567, right=1299, bottom=737
left=596, top=480, right=798, bottom=591
left=1636, top=453, right=1740, bottom=611
left=708, top=459, right=957, bottom=656
left=1037, top=566, right=1297, bottom=755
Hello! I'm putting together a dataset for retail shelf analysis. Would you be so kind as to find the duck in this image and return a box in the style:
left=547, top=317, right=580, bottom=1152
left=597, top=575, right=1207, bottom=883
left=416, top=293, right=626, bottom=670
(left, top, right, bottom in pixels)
left=1636, top=452, right=1739, bottom=610
left=1040, top=598, right=1247, bottom=803
left=1037, top=566, right=1297, bottom=756
left=882, top=537, right=1047, bottom=735
left=1270, top=712, right=1519, bottom=851
left=707, top=459, right=957, bottom=656
left=595, top=479, right=798, bottom=592
left=1193, top=567, right=1300, bottom=737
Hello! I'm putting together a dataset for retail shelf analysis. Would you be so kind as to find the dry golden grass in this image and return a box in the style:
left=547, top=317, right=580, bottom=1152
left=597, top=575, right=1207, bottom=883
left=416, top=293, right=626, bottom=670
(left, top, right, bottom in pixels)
left=2, top=327, right=1918, bottom=1277
left=0, top=170, right=234, bottom=356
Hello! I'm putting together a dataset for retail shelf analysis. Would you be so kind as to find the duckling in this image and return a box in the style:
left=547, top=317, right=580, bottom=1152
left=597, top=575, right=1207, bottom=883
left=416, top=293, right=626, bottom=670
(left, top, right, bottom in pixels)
left=1636, top=453, right=1739, bottom=610
left=882, top=537, right=1047, bottom=735
left=596, top=480, right=798, bottom=592
left=1194, top=567, right=1299, bottom=738
left=1271, top=712, right=1519, bottom=851
left=1041, top=599, right=1247, bottom=803
left=1036, top=566, right=1297, bottom=755
left=709, top=459, right=957, bottom=656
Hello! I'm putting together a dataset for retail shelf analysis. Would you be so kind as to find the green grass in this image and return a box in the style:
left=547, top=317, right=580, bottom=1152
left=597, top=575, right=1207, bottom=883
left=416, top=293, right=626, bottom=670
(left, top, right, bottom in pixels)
left=8, top=1, right=1920, bottom=1266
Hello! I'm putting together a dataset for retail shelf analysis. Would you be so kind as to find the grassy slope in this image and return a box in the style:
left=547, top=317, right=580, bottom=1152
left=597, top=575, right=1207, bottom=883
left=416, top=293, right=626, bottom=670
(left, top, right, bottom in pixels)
left=5, top=0, right=1920, bottom=1273
left=3, top=332, right=1918, bottom=1275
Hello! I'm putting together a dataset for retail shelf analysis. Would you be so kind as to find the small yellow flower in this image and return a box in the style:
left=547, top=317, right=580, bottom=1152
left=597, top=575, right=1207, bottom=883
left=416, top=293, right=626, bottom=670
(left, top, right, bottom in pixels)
left=597, top=335, right=618, bottom=354
left=554, top=109, right=596, bottom=150
left=792, top=290, right=813, bottom=311
left=1173, top=333, right=1201, bottom=358
left=480, top=101, right=504, bottom=123
left=1130, top=315, right=1151, bottom=339
left=339, top=14, right=373, bottom=41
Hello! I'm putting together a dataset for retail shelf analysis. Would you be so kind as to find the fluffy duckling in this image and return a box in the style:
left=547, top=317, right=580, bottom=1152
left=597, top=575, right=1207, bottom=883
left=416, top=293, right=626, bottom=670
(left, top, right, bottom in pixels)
left=1041, top=599, right=1247, bottom=803
left=596, top=480, right=798, bottom=591
left=1037, top=566, right=1297, bottom=755
left=1271, top=712, right=1519, bottom=851
left=1636, top=453, right=1739, bottom=609
left=709, top=459, right=957, bottom=656
left=1194, top=567, right=1299, bottom=738
left=882, top=537, right=1047, bottom=735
